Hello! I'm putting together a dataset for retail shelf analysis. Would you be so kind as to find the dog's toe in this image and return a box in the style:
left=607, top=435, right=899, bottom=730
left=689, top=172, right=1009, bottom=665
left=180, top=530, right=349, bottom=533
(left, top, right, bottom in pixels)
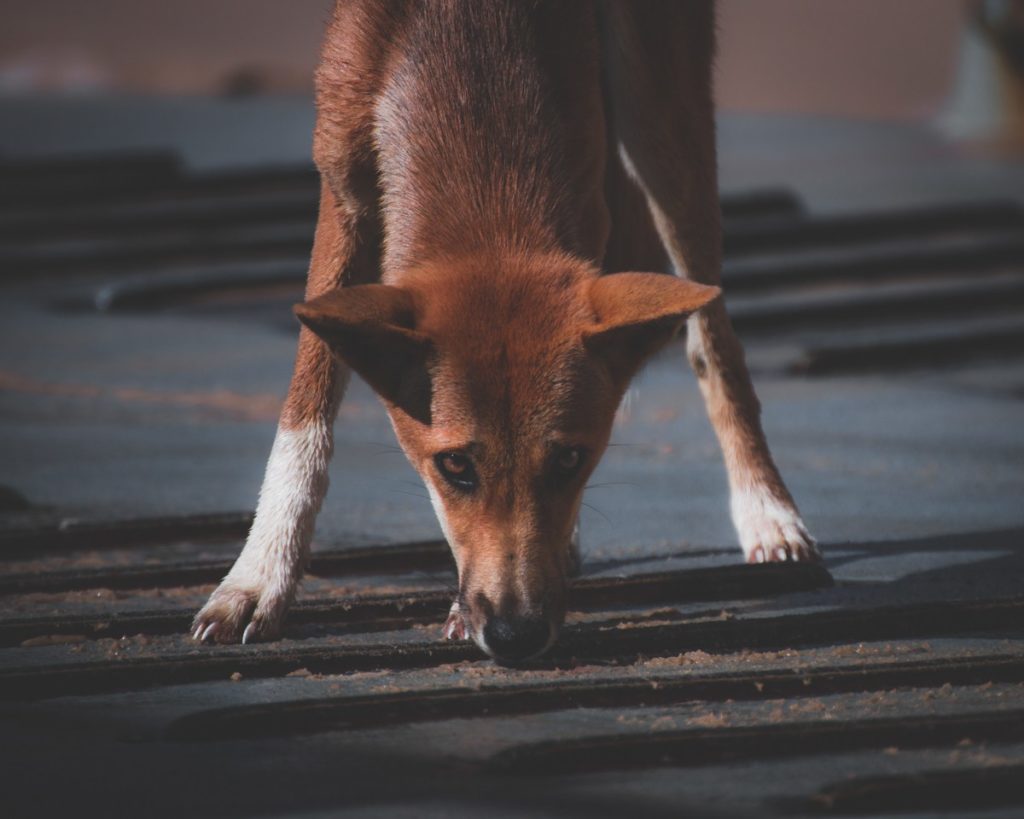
left=191, top=583, right=285, bottom=645
left=747, top=539, right=821, bottom=564
left=735, top=489, right=820, bottom=564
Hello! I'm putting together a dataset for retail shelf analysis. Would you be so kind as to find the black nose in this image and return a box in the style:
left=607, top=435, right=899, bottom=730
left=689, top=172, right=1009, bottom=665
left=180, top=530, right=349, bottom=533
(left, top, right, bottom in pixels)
left=482, top=615, right=551, bottom=661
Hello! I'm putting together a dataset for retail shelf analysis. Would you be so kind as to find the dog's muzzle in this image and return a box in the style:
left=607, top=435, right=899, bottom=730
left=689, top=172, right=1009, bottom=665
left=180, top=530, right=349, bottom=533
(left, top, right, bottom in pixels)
left=481, top=614, right=553, bottom=662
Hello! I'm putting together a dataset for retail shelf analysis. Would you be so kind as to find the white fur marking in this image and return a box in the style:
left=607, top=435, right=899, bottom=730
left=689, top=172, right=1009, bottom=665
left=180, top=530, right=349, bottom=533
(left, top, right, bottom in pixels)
left=615, top=386, right=639, bottom=425
left=225, top=422, right=333, bottom=601
left=730, top=485, right=815, bottom=560
left=426, top=481, right=465, bottom=577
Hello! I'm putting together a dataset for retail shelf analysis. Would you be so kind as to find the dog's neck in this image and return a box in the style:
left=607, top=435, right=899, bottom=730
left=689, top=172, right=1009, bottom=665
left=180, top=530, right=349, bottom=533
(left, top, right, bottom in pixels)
left=374, top=2, right=608, bottom=277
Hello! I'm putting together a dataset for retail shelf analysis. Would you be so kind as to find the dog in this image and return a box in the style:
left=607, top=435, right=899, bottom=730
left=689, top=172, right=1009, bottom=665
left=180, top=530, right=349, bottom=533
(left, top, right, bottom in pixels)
left=192, top=0, right=818, bottom=662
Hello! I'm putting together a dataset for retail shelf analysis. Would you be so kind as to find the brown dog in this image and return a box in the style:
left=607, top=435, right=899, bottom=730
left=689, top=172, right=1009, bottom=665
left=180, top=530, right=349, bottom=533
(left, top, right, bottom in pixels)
left=192, top=0, right=817, bottom=662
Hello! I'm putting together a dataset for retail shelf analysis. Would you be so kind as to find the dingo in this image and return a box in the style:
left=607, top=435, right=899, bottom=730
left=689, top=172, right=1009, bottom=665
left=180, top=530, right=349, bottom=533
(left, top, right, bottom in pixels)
left=193, top=0, right=817, bottom=662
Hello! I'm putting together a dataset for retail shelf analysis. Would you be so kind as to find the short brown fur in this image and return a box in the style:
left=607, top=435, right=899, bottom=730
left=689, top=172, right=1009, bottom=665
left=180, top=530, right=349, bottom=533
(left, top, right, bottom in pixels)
left=194, top=0, right=816, bottom=658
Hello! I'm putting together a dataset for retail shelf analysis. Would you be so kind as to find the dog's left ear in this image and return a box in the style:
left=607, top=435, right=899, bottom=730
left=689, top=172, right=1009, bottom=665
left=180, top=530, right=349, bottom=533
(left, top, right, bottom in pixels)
left=294, top=285, right=433, bottom=424
left=584, top=273, right=720, bottom=382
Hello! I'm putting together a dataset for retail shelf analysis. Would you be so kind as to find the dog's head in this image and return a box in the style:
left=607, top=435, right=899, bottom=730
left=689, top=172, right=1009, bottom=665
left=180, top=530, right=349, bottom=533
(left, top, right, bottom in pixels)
left=296, top=254, right=718, bottom=661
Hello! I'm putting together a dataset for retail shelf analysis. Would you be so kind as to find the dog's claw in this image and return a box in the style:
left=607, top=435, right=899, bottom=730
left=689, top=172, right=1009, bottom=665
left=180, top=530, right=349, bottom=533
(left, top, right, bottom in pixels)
left=191, top=582, right=287, bottom=644
left=746, top=538, right=821, bottom=565
left=737, top=490, right=820, bottom=565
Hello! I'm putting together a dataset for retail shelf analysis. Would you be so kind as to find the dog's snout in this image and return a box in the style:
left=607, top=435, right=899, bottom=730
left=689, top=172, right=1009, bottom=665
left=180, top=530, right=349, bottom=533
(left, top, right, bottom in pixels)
left=482, top=614, right=551, bottom=662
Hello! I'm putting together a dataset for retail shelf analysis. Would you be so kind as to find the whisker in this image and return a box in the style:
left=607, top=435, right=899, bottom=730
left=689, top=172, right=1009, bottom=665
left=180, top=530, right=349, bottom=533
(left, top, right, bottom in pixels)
left=390, top=489, right=430, bottom=501
left=366, top=442, right=405, bottom=454
left=584, top=481, right=637, bottom=490
left=372, top=476, right=426, bottom=489
left=581, top=501, right=611, bottom=526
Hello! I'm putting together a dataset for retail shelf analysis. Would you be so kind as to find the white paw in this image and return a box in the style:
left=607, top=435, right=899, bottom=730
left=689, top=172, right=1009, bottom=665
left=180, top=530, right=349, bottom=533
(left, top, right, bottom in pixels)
left=191, top=581, right=289, bottom=645
left=442, top=600, right=467, bottom=641
left=731, top=487, right=820, bottom=564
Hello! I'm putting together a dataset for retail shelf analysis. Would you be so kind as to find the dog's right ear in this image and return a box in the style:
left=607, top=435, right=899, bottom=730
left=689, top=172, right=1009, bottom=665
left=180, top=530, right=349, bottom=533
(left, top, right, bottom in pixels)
left=294, top=285, right=433, bottom=424
left=584, top=273, right=720, bottom=383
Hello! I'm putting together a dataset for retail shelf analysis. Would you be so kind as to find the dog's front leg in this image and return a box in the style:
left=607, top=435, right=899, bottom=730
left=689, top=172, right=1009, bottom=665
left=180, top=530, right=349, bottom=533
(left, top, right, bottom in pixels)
left=192, top=183, right=366, bottom=643
left=191, top=337, right=347, bottom=644
left=603, top=1, right=817, bottom=563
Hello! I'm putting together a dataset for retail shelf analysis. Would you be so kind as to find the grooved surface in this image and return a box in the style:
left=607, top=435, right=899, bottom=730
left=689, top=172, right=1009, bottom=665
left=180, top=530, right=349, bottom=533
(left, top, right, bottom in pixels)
left=2, top=112, right=1023, bottom=817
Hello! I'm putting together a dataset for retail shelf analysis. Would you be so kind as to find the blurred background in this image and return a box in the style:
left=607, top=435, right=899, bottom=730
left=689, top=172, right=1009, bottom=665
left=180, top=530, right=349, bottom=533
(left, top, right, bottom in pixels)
left=0, top=0, right=969, bottom=110
left=1, top=0, right=1022, bottom=205
left=0, top=0, right=997, bottom=113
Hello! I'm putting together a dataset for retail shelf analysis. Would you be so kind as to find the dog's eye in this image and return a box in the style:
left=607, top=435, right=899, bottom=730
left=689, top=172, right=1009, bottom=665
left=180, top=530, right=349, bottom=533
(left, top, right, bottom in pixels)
left=554, top=447, right=584, bottom=475
left=435, top=452, right=478, bottom=491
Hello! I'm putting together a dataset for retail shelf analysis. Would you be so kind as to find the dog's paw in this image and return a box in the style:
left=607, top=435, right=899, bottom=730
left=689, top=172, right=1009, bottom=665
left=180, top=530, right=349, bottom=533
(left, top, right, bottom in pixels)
left=442, top=600, right=467, bottom=641
left=732, top=487, right=820, bottom=564
left=191, top=581, right=287, bottom=645
left=746, top=538, right=819, bottom=564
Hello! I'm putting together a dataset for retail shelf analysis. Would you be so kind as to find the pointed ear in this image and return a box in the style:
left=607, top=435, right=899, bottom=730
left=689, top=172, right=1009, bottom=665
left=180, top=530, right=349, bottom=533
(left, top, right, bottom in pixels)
left=294, top=285, right=433, bottom=424
left=583, top=273, right=720, bottom=382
